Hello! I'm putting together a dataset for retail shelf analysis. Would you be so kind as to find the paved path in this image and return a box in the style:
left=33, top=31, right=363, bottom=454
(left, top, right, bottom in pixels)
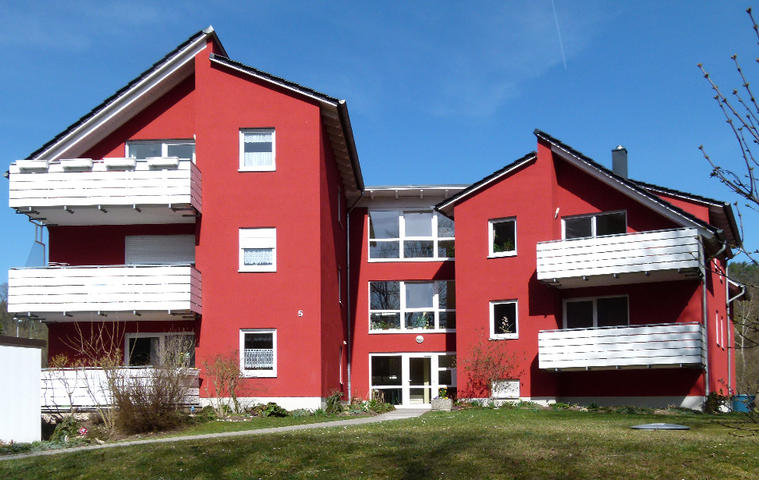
left=0, top=408, right=428, bottom=462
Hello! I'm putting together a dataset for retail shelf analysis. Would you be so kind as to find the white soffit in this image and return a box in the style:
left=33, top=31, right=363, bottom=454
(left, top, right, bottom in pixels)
left=33, top=36, right=209, bottom=161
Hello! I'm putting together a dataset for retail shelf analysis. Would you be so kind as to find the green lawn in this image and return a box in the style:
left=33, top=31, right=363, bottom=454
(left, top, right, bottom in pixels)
left=2, top=408, right=757, bottom=479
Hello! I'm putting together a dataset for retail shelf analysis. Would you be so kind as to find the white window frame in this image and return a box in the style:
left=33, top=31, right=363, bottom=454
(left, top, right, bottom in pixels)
left=125, top=139, right=196, bottom=162
left=367, top=210, right=455, bottom=262
left=489, top=300, right=519, bottom=340
left=562, top=295, right=630, bottom=329
left=239, top=128, right=276, bottom=172
left=368, top=280, right=455, bottom=333
left=488, top=217, right=517, bottom=258
left=239, top=328, right=277, bottom=378
left=123, top=332, right=195, bottom=366
left=369, top=352, right=456, bottom=406
left=239, top=228, right=276, bottom=272
left=561, top=210, right=627, bottom=240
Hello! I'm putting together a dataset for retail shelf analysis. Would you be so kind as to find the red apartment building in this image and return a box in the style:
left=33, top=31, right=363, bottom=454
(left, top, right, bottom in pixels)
left=6, top=28, right=743, bottom=410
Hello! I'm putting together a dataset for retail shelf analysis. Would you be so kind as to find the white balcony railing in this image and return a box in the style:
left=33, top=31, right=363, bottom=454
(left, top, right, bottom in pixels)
left=8, top=157, right=201, bottom=225
left=538, top=322, right=705, bottom=371
left=536, top=228, right=703, bottom=288
left=8, top=264, right=201, bottom=320
left=41, top=367, right=200, bottom=411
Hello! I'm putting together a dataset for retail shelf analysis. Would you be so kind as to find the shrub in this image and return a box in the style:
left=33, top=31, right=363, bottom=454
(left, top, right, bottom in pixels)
left=203, top=354, right=242, bottom=416
left=326, top=391, right=344, bottom=414
left=50, top=416, right=83, bottom=442
left=704, top=392, right=729, bottom=414
left=551, top=402, right=571, bottom=410
left=249, top=402, right=289, bottom=417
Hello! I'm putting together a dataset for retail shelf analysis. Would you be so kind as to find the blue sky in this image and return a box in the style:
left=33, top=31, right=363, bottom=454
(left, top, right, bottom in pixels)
left=0, top=0, right=756, bottom=281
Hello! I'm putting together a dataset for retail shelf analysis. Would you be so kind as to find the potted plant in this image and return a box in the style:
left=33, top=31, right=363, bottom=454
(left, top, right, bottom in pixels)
left=431, top=388, right=453, bottom=411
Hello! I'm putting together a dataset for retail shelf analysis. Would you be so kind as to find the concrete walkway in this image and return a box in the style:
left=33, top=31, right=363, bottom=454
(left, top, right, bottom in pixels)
left=0, top=408, right=428, bottom=462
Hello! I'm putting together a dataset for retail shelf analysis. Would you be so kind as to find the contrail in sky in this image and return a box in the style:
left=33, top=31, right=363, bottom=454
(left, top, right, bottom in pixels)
left=551, top=0, right=568, bottom=70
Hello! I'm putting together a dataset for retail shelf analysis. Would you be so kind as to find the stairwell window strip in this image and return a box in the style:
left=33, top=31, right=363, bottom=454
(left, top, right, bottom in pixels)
left=239, top=228, right=276, bottom=272
left=369, top=280, right=455, bottom=332
left=239, top=128, right=275, bottom=171
left=368, top=210, right=455, bottom=261
left=239, top=329, right=277, bottom=377
left=562, top=211, right=627, bottom=240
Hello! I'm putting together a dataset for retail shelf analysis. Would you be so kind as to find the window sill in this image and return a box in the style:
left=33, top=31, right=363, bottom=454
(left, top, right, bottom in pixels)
left=369, top=329, right=456, bottom=334
left=367, top=258, right=455, bottom=263
left=241, top=372, right=277, bottom=378
left=489, top=335, right=518, bottom=341
left=238, top=268, right=277, bottom=273
left=488, top=252, right=517, bottom=259
left=238, top=167, right=276, bottom=172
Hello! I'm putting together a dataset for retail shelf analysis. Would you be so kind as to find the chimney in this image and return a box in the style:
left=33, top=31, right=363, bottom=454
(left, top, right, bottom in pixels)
left=612, top=145, right=628, bottom=178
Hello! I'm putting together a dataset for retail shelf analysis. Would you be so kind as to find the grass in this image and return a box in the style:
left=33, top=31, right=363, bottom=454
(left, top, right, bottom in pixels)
left=164, top=413, right=360, bottom=437
left=2, top=408, right=758, bottom=479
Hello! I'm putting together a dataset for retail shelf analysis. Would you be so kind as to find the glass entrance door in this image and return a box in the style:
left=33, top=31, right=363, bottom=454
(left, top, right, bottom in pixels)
left=408, top=356, right=432, bottom=405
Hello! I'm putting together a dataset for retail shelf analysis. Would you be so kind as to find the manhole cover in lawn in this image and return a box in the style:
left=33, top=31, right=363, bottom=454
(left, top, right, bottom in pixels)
left=630, top=423, right=690, bottom=430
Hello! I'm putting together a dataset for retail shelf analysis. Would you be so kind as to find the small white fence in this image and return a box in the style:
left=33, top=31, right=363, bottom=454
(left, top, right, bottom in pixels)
left=40, top=367, right=200, bottom=411
left=538, top=322, right=705, bottom=371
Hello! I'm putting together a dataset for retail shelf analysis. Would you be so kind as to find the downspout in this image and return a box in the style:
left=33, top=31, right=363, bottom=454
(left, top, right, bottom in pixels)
left=345, top=191, right=364, bottom=402
left=702, top=239, right=728, bottom=399
left=726, top=270, right=748, bottom=397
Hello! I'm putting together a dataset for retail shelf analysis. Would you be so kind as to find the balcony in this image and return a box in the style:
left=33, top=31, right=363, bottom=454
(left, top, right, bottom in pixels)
left=7, top=264, right=201, bottom=322
left=538, top=322, right=705, bottom=371
left=8, top=157, right=201, bottom=225
left=536, top=228, right=703, bottom=288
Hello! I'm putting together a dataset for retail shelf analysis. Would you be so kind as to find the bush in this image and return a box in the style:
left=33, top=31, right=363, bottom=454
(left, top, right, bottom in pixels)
left=248, top=402, right=289, bottom=417
left=326, top=391, right=344, bottom=414
left=50, top=416, right=83, bottom=442
left=704, top=392, right=729, bottom=414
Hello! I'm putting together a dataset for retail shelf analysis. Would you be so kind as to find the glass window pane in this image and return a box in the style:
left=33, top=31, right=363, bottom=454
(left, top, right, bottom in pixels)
left=437, top=214, right=455, bottom=237
left=370, top=240, right=400, bottom=259
left=597, top=297, right=628, bottom=327
left=492, top=220, right=516, bottom=253
left=439, top=311, right=456, bottom=329
left=565, top=217, right=592, bottom=239
left=243, top=248, right=273, bottom=266
left=596, top=212, right=626, bottom=236
left=167, top=143, right=195, bottom=160
left=129, top=337, right=160, bottom=366
left=405, top=311, right=434, bottom=329
left=370, top=312, right=401, bottom=330
left=566, top=300, right=594, bottom=329
left=372, top=388, right=402, bottom=405
left=370, top=281, right=400, bottom=310
left=404, top=240, right=434, bottom=257
left=438, top=370, right=452, bottom=385
left=243, top=130, right=274, bottom=168
left=492, top=302, right=517, bottom=335
left=371, top=356, right=402, bottom=386
left=406, top=283, right=434, bottom=308
left=438, top=240, right=455, bottom=258
left=369, top=211, right=399, bottom=239
left=437, top=281, right=455, bottom=309
left=244, top=333, right=273, bottom=349
left=404, top=211, right=432, bottom=237
left=128, top=143, right=162, bottom=159
left=438, top=355, right=456, bottom=368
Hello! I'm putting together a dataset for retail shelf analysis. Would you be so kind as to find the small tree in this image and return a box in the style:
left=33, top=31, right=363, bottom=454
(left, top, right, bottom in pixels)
left=203, top=353, right=242, bottom=416
left=461, top=331, right=523, bottom=399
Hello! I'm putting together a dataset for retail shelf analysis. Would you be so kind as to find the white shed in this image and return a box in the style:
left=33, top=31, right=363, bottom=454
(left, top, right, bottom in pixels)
left=0, top=336, right=45, bottom=443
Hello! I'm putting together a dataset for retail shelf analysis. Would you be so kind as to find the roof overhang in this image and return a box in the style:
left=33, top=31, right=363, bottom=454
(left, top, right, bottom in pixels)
left=30, top=31, right=211, bottom=161
left=209, top=55, right=364, bottom=196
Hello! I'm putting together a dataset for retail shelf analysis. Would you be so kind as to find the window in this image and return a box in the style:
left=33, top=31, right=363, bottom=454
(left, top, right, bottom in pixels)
left=563, top=296, right=628, bottom=329
left=490, top=300, right=518, bottom=339
left=368, top=210, right=454, bottom=260
left=369, top=280, right=455, bottom=332
left=562, top=211, right=626, bottom=239
left=369, top=353, right=456, bottom=406
left=239, top=128, right=275, bottom=171
left=239, top=228, right=276, bottom=272
left=239, top=329, right=277, bottom=377
left=124, top=332, right=195, bottom=367
left=126, top=139, right=195, bottom=161
left=489, top=218, right=517, bottom=257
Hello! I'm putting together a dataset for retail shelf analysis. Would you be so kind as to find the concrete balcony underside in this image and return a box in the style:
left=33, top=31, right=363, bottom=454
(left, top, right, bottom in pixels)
left=8, top=264, right=201, bottom=322
left=9, top=157, right=201, bottom=225
left=536, top=228, right=704, bottom=288
left=538, top=322, right=705, bottom=371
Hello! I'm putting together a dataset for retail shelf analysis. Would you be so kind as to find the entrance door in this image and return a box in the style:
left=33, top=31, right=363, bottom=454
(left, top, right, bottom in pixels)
left=407, top=356, right=432, bottom=405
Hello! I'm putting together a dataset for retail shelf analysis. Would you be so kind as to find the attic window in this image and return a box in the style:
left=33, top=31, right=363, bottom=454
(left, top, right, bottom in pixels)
left=240, top=128, right=275, bottom=171
left=563, top=211, right=626, bottom=239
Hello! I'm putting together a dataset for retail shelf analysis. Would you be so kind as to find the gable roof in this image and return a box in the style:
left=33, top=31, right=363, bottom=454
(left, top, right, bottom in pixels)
left=435, top=152, right=536, bottom=216
left=436, top=130, right=740, bottom=250
left=23, top=27, right=364, bottom=194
